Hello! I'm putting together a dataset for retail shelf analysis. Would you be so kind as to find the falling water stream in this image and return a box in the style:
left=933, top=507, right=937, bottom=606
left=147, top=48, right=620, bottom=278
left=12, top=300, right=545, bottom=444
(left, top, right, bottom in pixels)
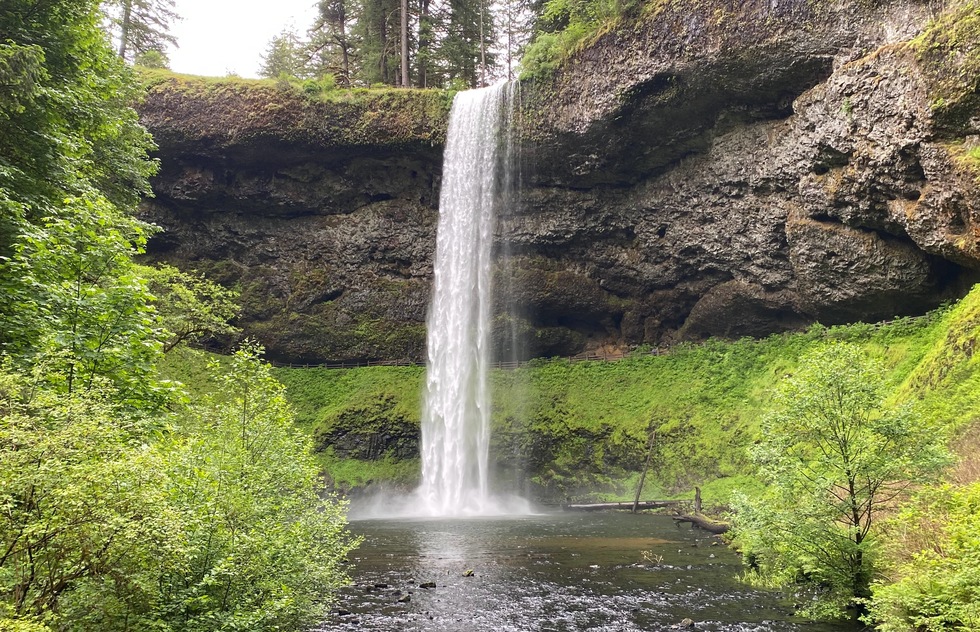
left=417, top=83, right=516, bottom=516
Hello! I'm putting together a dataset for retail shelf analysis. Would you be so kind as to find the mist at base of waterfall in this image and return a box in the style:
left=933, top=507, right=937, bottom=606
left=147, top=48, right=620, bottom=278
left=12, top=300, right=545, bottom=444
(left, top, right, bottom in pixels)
left=347, top=487, right=537, bottom=521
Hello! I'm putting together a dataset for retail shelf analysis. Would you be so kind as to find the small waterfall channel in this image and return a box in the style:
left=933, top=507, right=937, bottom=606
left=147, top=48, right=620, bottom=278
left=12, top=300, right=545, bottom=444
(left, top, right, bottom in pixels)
left=417, top=83, right=521, bottom=517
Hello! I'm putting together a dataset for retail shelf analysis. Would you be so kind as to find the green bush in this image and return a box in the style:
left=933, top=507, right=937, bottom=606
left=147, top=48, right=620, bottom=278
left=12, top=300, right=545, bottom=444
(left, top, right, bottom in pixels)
left=732, top=342, right=951, bottom=618
left=868, top=483, right=980, bottom=631
left=302, top=74, right=337, bottom=96
left=0, top=346, right=360, bottom=631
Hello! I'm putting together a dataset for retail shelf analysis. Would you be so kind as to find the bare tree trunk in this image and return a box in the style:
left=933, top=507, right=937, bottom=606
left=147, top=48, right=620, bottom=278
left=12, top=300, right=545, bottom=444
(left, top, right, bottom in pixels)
left=400, top=0, right=409, bottom=86
left=417, top=0, right=430, bottom=87
left=117, top=0, right=132, bottom=59
left=632, top=431, right=656, bottom=513
left=338, top=6, right=351, bottom=87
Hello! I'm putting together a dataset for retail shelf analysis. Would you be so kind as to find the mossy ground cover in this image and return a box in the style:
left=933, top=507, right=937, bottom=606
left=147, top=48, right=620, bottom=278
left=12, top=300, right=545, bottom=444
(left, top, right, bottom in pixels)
left=256, top=293, right=978, bottom=503
left=136, top=68, right=452, bottom=149
left=159, top=286, right=980, bottom=506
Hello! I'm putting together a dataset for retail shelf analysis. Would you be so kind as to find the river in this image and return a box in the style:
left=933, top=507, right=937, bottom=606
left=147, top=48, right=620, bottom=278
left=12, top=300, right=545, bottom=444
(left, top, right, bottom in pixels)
left=318, top=511, right=855, bottom=632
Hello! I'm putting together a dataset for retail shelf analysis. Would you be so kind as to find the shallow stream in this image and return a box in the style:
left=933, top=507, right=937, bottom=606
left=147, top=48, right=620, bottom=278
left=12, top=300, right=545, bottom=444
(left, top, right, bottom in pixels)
left=318, top=512, right=855, bottom=632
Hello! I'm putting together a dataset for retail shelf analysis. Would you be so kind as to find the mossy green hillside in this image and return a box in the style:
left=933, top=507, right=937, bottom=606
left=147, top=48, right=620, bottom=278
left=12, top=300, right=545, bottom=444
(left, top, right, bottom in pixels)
left=275, top=365, right=425, bottom=490
left=266, top=293, right=979, bottom=501
left=488, top=315, right=947, bottom=502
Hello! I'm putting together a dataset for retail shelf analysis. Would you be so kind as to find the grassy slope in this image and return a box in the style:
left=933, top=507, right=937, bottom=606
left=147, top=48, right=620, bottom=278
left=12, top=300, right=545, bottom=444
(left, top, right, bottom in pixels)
left=159, top=286, right=980, bottom=506
left=263, top=287, right=980, bottom=505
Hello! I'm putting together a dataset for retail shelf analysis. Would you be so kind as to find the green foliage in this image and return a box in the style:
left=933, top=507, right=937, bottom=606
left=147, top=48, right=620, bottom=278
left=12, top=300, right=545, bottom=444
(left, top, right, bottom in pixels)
left=733, top=343, right=952, bottom=618
left=519, top=0, right=632, bottom=80
left=319, top=452, right=421, bottom=490
left=274, top=364, right=423, bottom=488
left=269, top=313, right=947, bottom=503
left=259, top=29, right=306, bottom=79
left=141, top=264, right=241, bottom=352
left=0, top=345, right=359, bottom=631
left=908, top=0, right=980, bottom=131
left=0, top=3, right=357, bottom=629
left=144, top=343, right=360, bottom=632
left=868, top=483, right=980, bottom=631
left=0, top=364, right=180, bottom=625
left=103, top=0, right=180, bottom=63
left=898, top=289, right=980, bottom=432
left=1, top=0, right=156, bottom=224
left=303, top=74, right=338, bottom=96
left=133, top=48, right=169, bottom=68
left=0, top=620, right=51, bottom=632
left=0, top=196, right=165, bottom=407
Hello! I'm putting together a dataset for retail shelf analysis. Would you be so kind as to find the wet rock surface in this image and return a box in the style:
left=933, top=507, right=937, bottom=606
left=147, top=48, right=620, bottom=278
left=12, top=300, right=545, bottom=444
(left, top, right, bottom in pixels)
left=139, top=0, right=980, bottom=362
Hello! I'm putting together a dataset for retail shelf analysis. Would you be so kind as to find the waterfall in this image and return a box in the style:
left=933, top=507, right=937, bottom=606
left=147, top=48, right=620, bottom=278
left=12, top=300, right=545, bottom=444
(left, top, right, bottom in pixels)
left=417, top=83, right=516, bottom=516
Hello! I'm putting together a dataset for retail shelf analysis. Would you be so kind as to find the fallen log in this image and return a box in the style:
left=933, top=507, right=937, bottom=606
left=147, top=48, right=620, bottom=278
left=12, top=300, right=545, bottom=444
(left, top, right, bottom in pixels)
left=672, top=514, right=730, bottom=534
left=563, top=500, right=683, bottom=512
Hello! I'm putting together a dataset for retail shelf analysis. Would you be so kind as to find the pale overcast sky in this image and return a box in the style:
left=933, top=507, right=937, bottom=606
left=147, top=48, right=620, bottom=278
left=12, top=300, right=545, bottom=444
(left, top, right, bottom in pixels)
left=166, top=0, right=319, bottom=78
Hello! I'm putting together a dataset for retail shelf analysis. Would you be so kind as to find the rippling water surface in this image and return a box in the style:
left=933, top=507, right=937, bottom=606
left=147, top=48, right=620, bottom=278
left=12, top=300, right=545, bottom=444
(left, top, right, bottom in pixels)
left=318, top=512, right=855, bottom=632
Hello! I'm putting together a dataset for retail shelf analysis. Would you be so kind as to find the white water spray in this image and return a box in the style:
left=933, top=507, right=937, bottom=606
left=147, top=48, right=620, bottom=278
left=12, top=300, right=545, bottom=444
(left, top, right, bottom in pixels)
left=416, top=84, right=518, bottom=517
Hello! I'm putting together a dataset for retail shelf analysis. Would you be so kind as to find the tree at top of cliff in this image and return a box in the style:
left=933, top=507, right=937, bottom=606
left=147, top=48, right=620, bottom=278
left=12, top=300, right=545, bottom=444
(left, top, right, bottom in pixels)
left=102, top=0, right=180, bottom=63
left=0, top=0, right=157, bottom=246
left=307, top=0, right=360, bottom=86
left=260, top=28, right=308, bottom=79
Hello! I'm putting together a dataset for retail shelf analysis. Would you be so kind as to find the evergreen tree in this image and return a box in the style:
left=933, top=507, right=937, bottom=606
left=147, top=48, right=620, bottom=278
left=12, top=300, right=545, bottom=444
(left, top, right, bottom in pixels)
left=495, top=0, right=535, bottom=80
left=259, top=28, right=306, bottom=78
left=442, top=0, right=494, bottom=87
left=133, top=47, right=170, bottom=68
left=307, top=0, right=359, bottom=86
left=103, top=0, right=180, bottom=63
left=416, top=0, right=437, bottom=86
left=354, top=0, right=401, bottom=85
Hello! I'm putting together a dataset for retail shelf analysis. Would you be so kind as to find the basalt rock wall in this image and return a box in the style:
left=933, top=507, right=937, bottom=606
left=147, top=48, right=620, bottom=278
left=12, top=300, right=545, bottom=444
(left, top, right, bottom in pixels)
left=139, top=0, right=980, bottom=362
left=139, top=81, right=450, bottom=362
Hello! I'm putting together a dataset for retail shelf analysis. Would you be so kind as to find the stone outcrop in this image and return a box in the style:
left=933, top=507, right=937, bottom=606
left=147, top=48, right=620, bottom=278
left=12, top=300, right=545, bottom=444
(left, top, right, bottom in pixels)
left=138, top=0, right=980, bottom=362
left=140, top=80, right=449, bottom=362
left=507, top=0, right=980, bottom=351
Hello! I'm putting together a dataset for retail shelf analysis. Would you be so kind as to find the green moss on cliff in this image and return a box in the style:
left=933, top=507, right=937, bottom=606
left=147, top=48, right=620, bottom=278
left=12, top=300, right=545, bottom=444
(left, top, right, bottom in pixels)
left=161, top=285, right=980, bottom=507
left=489, top=314, right=947, bottom=502
left=265, top=302, right=961, bottom=502
left=138, top=69, right=451, bottom=149
left=275, top=364, right=424, bottom=490
left=909, top=0, right=980, bottom=133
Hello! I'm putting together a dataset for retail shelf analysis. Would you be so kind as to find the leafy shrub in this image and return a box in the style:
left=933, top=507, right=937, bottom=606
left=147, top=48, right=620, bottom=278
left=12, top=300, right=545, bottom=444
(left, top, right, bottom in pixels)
left=302, top=74, right=338, bottom=96
left=732, top=343, right=951, bottom=618
left=868, top=483, right=980, bottom=631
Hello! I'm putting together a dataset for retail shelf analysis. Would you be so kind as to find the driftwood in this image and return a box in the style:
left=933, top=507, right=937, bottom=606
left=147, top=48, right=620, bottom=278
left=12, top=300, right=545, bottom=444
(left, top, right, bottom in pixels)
left=564, top=500, right=682, bottom=512
left=672, top=514, right=730, bottom=534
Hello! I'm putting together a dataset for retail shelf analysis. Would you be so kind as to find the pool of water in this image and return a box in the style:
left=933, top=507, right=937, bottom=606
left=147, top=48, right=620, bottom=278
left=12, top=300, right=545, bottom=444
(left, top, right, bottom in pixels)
left=317, top=511, right=854, bottom=632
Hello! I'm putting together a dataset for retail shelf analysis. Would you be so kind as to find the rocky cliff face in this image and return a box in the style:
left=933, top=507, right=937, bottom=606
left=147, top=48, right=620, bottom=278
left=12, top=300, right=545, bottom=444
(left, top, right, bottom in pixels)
left=139, top=81, right=449, bottom=362
left=510, top=0, right=980, bottom=351
left=139, top=0, right=980, bottom=361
